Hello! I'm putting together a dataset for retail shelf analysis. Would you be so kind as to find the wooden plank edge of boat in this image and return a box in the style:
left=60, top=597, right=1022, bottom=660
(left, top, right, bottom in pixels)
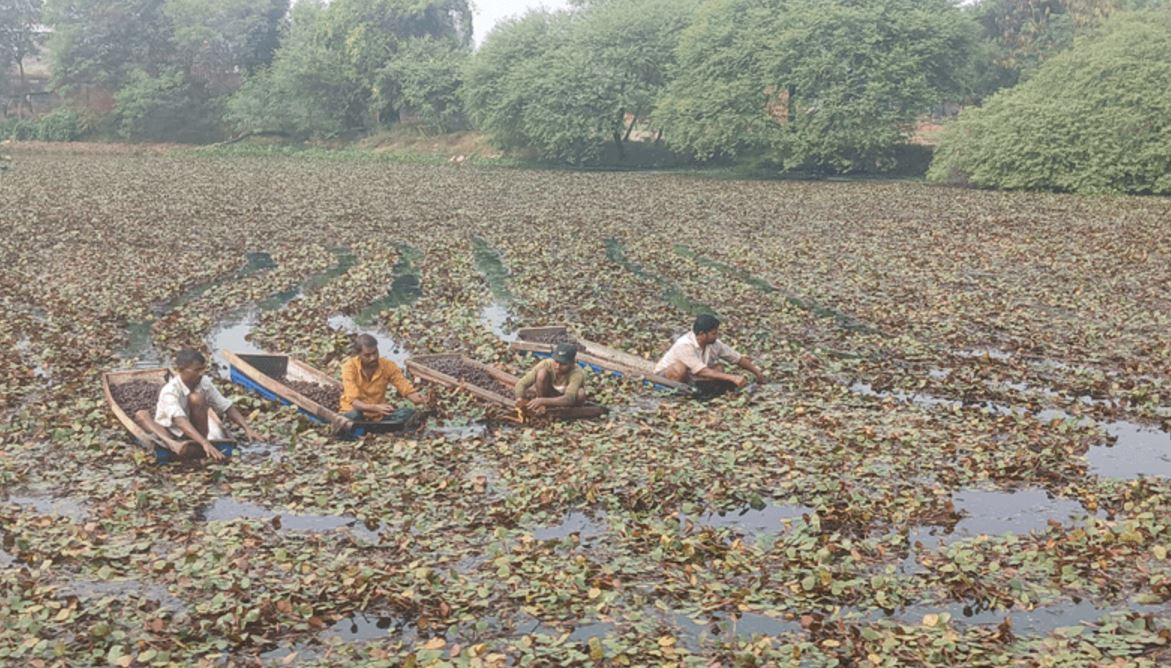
left=510, top=326, right=570, bottom=354
left=407, top=353, right=609, bottom=420
left=223, top=350, right=339, bottom=424
left=510, top=326, right=694, bottom=395
left=101, top=369, right=233, bottom=463
left=406, top=354, right=515, bottom=409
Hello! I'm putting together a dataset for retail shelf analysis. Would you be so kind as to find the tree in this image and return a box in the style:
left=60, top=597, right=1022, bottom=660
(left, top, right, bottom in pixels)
left=379, top=37, right=468, bottom=132
left=968, top=0, right=1163, bottom=96
left=44, top=0, right=174, bottom=90
left=227, top=0, right=472, bottom=137
left=464, top=0, right=699, bottom=163
left=164, top=0, right=289, bottom=95
left=928, top=8, right=1171, bottom=194
left=0, top=0, right=46, bottom=116
left=41, top=0, right=287, bottom=140
left=656, top=0, right=980, bottom=174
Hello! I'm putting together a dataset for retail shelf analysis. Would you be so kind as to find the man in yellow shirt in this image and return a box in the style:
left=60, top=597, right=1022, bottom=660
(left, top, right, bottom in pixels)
left=514, top=343, right=588, bottom=416
left=338, top=334, right=428, bottom=432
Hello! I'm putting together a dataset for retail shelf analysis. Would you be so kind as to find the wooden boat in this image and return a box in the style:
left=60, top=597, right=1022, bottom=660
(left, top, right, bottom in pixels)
left=102, top=367, right=234, bottom=463
left=510, top=325, right=694, bottom=394
left=222, top=351, right=410, bottom=435
left=405, top=352, right=608, bottom=421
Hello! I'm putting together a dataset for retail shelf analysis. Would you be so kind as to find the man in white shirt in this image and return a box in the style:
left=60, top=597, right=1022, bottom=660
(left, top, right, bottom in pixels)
left=654, top=314, right=765, bottom=390
left=154, top=349, right=265, bottom=460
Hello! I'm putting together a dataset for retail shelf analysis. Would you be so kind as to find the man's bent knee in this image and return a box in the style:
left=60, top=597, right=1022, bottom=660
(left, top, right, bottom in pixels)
left=188, top=390, right=206, bottom=408
left=660, top=362, right=688, bottom=382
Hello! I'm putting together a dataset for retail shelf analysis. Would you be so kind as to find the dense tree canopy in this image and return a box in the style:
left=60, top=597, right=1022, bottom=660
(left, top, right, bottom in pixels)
left=968, top=0, right=1167, bottom=96
left=226, top=0, right=472, bottom=138
left=0, top=0, right=45, bottom=108
left=464, top=0, right=699, bottom=163
left=929, top=8, right=1171, bottom=194
left=36, top=0, right=287, bottom=140
left=656, top=0, right=979, bottom=173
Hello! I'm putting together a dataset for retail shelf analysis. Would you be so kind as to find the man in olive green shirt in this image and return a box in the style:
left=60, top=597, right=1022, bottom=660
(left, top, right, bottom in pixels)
left=515, top=343, right=587, bottom=415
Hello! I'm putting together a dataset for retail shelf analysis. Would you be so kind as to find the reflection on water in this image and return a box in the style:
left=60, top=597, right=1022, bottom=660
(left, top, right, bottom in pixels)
left=471, top=237, right=512, bottom=304
left=59, top=578, right=188, bottom=614
left=121, top=252, right=275, bottom=367
left=909, top=487, right=1094, bottom=557
left=672, top=610, right=802, bottom=650
left=354, top=245, right=424, bottom=323
left=209, top=308, right=267, bottom=377
left=686, top=502, right=811, bottom=537
left=328, top=313, right=409, bottom=367
left=7, top=492, right=88, bottom=521
left=481, top=303, right=517, bottom=343
left=874, top=598, right=1170, bottom=636
left=1090, top=421, right=1171, bottom=479
left=196, top=497, right=380, bottom=543
left=532, top=510, right=607, bottom=542
left=325, top=611, right=416, bottom=642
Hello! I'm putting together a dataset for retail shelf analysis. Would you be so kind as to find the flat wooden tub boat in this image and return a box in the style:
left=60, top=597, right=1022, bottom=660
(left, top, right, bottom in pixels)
left=406, top=353, right=608, bottom=421
left=102, top=367, right=234, bottom=463
left=223, top=351, right=409, bottom=435
left=511, top=325, right=694, bottom=395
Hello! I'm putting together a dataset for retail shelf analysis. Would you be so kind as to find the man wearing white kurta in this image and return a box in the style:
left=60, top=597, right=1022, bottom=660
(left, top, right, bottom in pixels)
left=655, top=314, right=765, bottom=389
left=154, top=349, right=264, bottom=460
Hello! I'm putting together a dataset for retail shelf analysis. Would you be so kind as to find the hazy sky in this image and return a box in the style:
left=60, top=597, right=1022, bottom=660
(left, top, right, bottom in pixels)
left=473, top=0, right=570, bottom=45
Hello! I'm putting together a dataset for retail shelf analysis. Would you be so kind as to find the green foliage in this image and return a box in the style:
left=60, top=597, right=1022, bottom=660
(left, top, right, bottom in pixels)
left=44, top=0, right=175, bottom=90
left=968, top=0, right=1168, bottom=96
left=465, top=0, right=699, bottom=163
left=32, top=105, right=81, bottom=140
left=929, top=8, right=1171, bottom=194
left=0, top=115, right=37, bottom=138
left=164, top=0, right=289, bottom=94
left=41, top=0, right=286, bottom=140
left=379, top=37, right=468, bottom=133
left=657, top=0, right=979, bottom=174
left=0, top=105, right=87, bottom=140
left=226, top=0, right=472, bottom=138
left=0, top=0, right=46, bottom=105
left=113, top=68, right=224, bottom=142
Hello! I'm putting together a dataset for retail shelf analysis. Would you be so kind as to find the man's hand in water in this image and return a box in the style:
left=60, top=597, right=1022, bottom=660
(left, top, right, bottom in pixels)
left=753, top=371, right=765, bottom=384
left=202, top=441, right=226, bottom=461
left=243, top=427, right=265, bottom=443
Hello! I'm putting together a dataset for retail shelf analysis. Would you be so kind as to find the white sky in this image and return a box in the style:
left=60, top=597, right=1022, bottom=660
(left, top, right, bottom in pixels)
left=473, top=0, right=570, bottom=45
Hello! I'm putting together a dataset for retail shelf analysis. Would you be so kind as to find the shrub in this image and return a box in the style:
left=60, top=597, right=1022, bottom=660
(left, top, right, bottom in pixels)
left=33, top=107, right=83, bottom=142
left=929, top=9, right=1171, bottom=194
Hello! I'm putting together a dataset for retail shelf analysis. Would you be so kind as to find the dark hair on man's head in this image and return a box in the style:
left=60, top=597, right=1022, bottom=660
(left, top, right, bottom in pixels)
left=174, top=348, right=206, bottom=369
left=351, top=333, right=379, bottom=355
left=693, top=313, right=721, bottom=334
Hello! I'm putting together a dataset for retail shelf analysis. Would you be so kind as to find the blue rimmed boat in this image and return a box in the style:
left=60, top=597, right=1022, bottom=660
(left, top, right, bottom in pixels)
left=222, top=351, right=404, bottom=436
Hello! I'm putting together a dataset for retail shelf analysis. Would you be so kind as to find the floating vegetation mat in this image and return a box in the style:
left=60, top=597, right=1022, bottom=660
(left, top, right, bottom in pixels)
left=1, top=150, right=1170, bottom=665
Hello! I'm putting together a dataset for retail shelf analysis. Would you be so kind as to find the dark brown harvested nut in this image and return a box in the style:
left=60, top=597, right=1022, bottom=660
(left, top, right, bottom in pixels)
left=425, top=357, right=514, bottom=397
left=110, top=380, right=163, bottom=416
left=283, top=378, right=343, bottom=410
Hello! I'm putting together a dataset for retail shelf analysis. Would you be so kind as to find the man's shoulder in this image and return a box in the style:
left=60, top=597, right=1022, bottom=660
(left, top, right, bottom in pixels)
left=159, top=374, right=182, bottom=394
